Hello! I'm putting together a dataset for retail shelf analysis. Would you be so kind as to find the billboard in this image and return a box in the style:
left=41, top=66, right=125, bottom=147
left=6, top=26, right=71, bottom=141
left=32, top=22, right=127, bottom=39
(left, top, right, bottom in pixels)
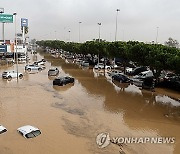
left=21, top=18, right=28, bottom=27
left=0, top=45, right=7, bottom=52
left=0, top=14, right=13, bottom=23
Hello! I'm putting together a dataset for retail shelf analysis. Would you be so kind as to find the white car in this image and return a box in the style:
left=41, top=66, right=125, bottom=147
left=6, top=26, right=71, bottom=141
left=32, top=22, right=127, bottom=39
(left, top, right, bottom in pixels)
left=2, top=70, right=23, bottom=79
left=17, top=125, right=41, bottom=139
left=25, top=64, right=43, bottom=71
left=0, top=125, right=7, bottom=134
left=126, top=67, right=133, bottom=74
left=94, top=63, right=111, bottom=70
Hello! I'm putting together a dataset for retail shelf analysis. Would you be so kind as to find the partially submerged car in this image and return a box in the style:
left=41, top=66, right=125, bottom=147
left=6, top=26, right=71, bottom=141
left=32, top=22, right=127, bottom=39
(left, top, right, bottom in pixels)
left=112, top=74, right=131, bottom=83
left=25, top=64, right=43, bottom=71
left=17, top=125, right=41, bottom=139
left=53, top=76, right=74, bottom=86
left=94, top=63, right=111, bottom=70
left=107, top=70, right=122, bottom=77
left=48, top=68, right=59, bottom=76
left=34, top=59, right=46, bottom=65
left=128, top=66, right=147, bottom=76
left=0, top=125, right=7, bottom=134
left=2, top=70, right=23, bottom=79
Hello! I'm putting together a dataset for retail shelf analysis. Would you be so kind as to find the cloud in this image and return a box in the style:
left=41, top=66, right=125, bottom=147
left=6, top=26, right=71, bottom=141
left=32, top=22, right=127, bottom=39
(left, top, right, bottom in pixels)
left=1, top=0, right=180, bottom=43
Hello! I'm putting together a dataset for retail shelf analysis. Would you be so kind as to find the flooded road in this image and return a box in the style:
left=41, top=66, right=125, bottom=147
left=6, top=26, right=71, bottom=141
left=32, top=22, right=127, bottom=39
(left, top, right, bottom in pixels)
left=0, top=51, right=180, bottom=154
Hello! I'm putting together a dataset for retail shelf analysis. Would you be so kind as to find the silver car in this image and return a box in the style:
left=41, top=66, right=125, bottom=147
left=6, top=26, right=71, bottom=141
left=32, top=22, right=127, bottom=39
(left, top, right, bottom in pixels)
left=48, top=68, right=59, bottom=76
left=25, top=64, right=42, bottom=71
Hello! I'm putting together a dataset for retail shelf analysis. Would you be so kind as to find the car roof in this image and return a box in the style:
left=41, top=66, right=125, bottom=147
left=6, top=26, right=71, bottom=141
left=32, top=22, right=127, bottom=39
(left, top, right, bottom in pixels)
left=140, top=70, right=152, bottom=74
left=4, top=70, right=15, bottom=72
left=17, top=125, right=39, bottom=134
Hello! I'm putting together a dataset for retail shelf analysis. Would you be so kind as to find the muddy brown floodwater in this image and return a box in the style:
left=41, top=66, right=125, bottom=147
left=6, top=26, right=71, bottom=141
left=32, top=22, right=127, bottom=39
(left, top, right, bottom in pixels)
left=0, top=51, right=180, bottom=154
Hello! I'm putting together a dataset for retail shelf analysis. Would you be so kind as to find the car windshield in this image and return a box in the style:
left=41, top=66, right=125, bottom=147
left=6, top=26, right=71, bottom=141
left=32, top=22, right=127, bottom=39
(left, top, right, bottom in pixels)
left=0, top=129, right=7, bottom=134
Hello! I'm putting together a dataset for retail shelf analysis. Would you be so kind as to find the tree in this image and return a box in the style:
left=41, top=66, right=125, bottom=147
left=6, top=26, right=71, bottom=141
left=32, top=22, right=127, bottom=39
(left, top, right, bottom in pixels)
left=21, top=26, right=29, bottom=34
left=165, top=37, right=179, bottom=48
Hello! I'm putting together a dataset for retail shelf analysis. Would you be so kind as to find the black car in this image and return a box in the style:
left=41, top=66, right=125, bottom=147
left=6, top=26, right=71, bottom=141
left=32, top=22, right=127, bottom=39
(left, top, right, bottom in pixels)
left=158, top=76, right=180, bottom=91
left=112, top=74, right=131, bottom=83
left=129, top=66, right=147, bottom=76
left=53, top=76, right=74, bottom=86
left=142, top=77, right=155, bottom=90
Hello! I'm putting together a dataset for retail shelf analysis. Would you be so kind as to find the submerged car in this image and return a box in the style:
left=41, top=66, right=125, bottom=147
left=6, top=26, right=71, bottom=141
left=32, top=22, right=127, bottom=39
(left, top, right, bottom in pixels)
left=17, top=125, right=41, bottom=139
left=128, top=66, right=147, bottom=76
left=94, top=63, right=111, bottom=70
left=53, top=76, right=74, bottom=86
left=48, top=68, right=59, bottom=76
left=81, top=61, right=89, bottom=67
left=108, top=70, right=122, bottom=77
left=112, top=74, right=131, bottom=83
left=25, top=64, right=43, bottom=71
left=0, top=125, right=7, bottom=134
left=2, top=70, right=23, bottom=79
left=34, top=59, right=46, bottom=65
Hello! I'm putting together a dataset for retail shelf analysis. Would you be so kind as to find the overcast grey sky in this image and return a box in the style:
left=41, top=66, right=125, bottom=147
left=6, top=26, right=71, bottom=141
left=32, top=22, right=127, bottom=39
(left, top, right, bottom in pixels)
left=1, top=0, right=180, bottom=43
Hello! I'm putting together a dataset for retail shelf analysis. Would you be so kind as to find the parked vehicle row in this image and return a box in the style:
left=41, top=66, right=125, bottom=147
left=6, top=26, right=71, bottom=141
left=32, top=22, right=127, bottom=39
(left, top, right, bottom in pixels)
left=0, top=124, right=41, bottom=139
left=46, top=47, right=180, bottom=92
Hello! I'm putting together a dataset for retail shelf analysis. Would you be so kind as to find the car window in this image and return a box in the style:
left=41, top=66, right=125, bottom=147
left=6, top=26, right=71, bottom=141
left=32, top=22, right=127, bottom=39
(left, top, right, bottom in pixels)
left=32, top=130, right=41, bottom=137
left=25, top=132, right=35, bottom=138
left=0, top=129, right=7, bottom=134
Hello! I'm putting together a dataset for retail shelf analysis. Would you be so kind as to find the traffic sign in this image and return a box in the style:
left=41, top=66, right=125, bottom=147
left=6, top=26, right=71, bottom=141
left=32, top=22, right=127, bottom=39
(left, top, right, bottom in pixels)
left=21, top=18, right=28, bottom=27
left=0, top=14, right=13, bottom=23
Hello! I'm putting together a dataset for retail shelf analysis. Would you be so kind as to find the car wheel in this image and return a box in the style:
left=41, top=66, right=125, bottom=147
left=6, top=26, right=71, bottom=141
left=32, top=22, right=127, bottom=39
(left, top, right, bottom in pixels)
left=38, top=68, right=42, bottom=71
left=107, top=67, right=111, bottom=71
left=27, top=68, right=31, bottom=72
left=8, top=76, right=12, bottom=80
left=19, top=74, right=23, bottom=79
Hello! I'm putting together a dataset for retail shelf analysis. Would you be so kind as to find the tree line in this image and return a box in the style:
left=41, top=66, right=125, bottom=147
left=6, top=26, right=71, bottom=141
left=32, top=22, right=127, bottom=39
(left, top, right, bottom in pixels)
left=37, top=40, right=180, bottom=78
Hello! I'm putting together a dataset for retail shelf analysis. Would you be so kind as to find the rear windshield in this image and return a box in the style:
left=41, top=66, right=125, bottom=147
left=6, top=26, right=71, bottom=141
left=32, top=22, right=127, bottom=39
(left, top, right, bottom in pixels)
left=25, top=130, right=41, bottom=138
left=0, top=129, right=7, bottom=134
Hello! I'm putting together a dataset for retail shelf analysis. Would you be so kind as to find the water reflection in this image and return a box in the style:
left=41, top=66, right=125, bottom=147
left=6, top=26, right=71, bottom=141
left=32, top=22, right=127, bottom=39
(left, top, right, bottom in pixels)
left=53, top=83, right=74, bottom=92
left=35, top=51, right=180, bottom=153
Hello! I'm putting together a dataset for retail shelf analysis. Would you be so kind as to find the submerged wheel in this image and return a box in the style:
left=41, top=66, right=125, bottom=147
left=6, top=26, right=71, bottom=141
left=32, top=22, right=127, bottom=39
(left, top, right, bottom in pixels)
left=8, top=76, right=12, bottom=80
left=19, top=74, right=23, bottom=79
left=38, top=68, right=42, bottom=71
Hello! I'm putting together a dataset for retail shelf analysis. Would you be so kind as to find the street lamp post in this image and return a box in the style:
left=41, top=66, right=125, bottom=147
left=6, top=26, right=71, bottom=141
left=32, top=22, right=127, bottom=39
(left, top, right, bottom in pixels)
left=54, top=31, right=57, bottom=40
left=68, top=30, right=71, bottom=42
left=97, top=23, right=101, bottom=65
left=156, top=27, right=159, bottom=44
left=78, top=22, right=82, bottom=43
left=0, top=8, right=5, bottom=43
left=115, top=9, right=120, bottom=42
left=13, top=12, right=18, bottom=80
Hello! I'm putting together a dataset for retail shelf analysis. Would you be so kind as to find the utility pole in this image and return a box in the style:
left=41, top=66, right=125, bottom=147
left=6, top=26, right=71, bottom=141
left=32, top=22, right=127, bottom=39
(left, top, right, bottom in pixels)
left=115, top=9, right=120, bottom=42
left=79, top=22, right=82, bottom=43
left=97, top=23, right=101, bottom=66
left=13, top=13, right=18, bottom=80
left=156, top=27, right=159, bottom=44
left=0, top=8, right=5, bottom=43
